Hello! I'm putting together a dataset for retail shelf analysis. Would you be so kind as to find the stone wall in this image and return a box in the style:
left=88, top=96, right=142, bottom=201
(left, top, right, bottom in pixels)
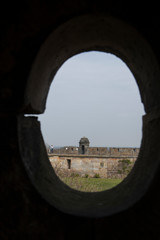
left=49, top=154, right=136, bottom=178
left=50, top=146, right=139, bottom=157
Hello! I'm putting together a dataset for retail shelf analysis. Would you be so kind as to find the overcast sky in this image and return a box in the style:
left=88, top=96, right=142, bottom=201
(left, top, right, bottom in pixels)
left=39, top=51, right=145, bottom=147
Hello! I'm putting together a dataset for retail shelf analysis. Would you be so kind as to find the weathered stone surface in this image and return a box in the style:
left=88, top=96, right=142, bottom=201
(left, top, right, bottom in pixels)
left=49, top=155, right=136, bottom=178
left=49, top=139, right=138, bottom=178
left=50, top=138, right=139, bottom=157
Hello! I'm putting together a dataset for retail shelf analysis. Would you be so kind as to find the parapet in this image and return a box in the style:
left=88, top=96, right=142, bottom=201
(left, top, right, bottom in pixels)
left=48, top=138, right=139, bottom=158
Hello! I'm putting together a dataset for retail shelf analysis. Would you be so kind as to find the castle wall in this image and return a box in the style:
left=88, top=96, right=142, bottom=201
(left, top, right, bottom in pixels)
left=50, top=146, right=139, bottom=157
left=49, top=145, right=139, bottom=178
left=49, top=154, right=137, bottom=178
left=51, top=147, right=79, bottom=155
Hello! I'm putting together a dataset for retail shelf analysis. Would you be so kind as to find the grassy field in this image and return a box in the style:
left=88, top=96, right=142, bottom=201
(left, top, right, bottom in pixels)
left=61, top=177, right=122, bottom=192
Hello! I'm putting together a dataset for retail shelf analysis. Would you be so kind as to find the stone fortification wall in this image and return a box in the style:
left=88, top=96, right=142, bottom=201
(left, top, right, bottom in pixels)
left=50, top=146, right=139, bottom=157
left=49, top=154, right=137, bottom=178
left=52, top=147, right=79, bottom=155
left=49, top=138, right=139, bottom=178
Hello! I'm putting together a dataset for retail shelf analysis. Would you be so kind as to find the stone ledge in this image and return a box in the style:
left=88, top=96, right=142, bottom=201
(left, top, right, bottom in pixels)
left=48, top=154, right=137, bottom=159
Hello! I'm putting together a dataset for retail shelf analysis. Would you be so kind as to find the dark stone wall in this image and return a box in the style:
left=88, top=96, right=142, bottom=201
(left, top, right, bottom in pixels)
left=1, top=1, right=160, bottom=239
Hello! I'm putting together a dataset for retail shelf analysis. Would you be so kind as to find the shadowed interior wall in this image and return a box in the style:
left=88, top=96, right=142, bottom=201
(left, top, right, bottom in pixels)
left=1, top=1, right=160, bottom=239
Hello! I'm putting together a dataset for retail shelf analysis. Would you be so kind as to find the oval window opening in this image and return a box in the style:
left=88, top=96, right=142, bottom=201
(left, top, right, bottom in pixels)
left=39, top=51, right=145, bottom=192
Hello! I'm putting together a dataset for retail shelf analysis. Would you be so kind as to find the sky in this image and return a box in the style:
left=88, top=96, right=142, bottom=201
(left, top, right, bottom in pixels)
left=38, top=51, right=145, bottom=148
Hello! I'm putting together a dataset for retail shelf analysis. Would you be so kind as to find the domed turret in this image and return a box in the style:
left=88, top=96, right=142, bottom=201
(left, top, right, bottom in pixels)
left=79, top=137, right=90, bottom=154
left=79, top=137, right=89, bottom=144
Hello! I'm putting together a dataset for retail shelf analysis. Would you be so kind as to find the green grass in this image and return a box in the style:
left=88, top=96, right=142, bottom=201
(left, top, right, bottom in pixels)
left=60, top=177, right=122, bottom=192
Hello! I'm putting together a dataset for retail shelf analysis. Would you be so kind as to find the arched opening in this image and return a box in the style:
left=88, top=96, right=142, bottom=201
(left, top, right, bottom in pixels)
left=82, top=145, right=85, bottom=155
left=39, top=50, right=144, bottom=192
left=18, top=15, right=160, bottom=217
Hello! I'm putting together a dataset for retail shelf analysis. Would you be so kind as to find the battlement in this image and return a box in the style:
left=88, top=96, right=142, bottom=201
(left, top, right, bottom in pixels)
left=49, top=146, right=139, bottom=157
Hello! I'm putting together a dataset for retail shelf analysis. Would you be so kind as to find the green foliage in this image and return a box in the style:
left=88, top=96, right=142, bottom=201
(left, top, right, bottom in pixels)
left=119, top=159, right=132, bottom=165
left=84, top=174, right=89, bottom=178
left=118, top=159, right=133, bottom=176
left=93, top=173, right=100, bottom=178
left=70, top=173, right=80, bottom=177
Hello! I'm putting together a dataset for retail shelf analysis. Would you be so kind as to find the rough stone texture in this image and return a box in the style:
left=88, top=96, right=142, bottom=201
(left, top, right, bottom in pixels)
left=49, top=155, right=136, bottom=178
left=1, top=1, right=160, bottom=239
left=51, top=146, right=139, bottom=157
left=48, top=139, right=138, bottom=178
left=50, top=137, right=139, bottom=157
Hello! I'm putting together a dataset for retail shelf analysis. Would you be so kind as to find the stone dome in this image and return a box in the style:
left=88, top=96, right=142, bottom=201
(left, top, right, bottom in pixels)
left=79, top=137, right=90, bottom=144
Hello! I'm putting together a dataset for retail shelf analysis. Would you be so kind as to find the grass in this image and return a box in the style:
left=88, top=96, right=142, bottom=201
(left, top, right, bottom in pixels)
left=60, top=177, right=122, bottom=192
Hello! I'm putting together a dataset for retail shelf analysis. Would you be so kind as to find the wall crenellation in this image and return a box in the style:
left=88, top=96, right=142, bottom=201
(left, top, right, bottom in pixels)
left=48, top=137, right=139, bottom=178
left=50, top=146, right=139, bottom=157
